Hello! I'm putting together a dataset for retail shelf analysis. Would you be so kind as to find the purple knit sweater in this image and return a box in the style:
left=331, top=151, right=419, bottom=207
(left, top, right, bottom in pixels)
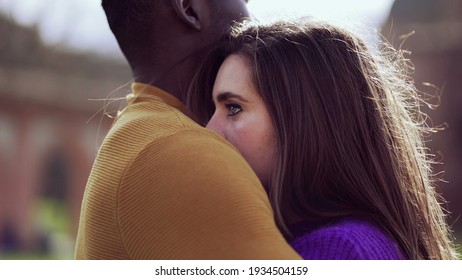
left=290, top=218, right=405, bottom=260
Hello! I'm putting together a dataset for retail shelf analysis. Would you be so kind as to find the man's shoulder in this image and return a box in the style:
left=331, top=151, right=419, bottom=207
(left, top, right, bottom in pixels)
left=104, top=98, right=237, bottom=152
left=128, top=127, right=252, bottom=180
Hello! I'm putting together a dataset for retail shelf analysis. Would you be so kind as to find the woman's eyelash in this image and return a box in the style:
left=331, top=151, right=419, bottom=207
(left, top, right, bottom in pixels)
left=225, top=103, right=243, bottom=116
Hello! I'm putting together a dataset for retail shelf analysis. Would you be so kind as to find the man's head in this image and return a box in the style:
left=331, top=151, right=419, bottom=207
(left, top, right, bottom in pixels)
left=102, top=0, right=250, bottom=89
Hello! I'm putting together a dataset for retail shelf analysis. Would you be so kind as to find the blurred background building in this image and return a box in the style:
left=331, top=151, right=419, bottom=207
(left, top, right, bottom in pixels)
left=0, top=0, right=460, bottom=259
left=0, top=13, right=131, bottom=258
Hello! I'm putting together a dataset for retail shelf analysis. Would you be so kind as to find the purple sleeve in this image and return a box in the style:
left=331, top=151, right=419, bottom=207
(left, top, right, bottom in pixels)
left=290, top=219, right=405, bottom=260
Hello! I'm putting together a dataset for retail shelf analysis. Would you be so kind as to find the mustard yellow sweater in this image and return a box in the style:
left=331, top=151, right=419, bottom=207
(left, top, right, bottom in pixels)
left=75, top=83, right=300, bottom=259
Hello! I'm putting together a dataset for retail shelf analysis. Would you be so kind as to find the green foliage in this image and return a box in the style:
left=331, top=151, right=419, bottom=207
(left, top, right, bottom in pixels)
left=35, top=199, right=71, bottom=235
left=1, top=252, right=58, bottom=260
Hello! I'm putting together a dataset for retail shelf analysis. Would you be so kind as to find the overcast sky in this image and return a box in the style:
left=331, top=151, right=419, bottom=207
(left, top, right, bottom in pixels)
left=0, top=0, right=395, bottom=59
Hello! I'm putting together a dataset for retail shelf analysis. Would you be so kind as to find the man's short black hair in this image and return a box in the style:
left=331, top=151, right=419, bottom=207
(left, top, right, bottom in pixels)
left=101, top=0, right=163, bottom=66
left=102, top=0, right=158, bottom=33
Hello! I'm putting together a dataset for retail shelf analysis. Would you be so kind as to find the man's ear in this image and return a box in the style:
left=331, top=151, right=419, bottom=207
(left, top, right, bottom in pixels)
left=171, top=0, right=202, bottom=31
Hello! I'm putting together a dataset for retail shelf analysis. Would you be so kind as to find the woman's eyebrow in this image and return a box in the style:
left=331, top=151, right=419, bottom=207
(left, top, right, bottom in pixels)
left=216, top=92, right=249, bottom=103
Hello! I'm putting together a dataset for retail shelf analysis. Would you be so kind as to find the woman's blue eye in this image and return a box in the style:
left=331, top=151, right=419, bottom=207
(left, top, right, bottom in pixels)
left=225, top=103, right=243, bottom=116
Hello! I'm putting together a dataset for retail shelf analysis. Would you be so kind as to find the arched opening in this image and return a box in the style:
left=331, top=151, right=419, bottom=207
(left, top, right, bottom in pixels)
left=34, top=149, right=73, bottom=257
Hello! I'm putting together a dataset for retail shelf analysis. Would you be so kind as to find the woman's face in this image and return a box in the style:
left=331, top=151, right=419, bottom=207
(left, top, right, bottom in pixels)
left=206, top=54, right=276, bottom=187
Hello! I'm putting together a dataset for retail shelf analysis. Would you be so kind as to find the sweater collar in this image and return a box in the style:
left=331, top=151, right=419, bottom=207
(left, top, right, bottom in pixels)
left=130, top=82, right=188, bottom=115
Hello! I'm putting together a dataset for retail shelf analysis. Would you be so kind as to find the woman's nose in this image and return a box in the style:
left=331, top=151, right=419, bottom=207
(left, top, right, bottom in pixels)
left=206, top=114, right=225, bottom=138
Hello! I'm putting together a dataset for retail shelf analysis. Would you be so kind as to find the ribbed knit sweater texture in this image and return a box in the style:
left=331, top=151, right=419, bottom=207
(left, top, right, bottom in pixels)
left=290, top=219, right=405, bottom=259
left=74, top=83, right=300, bottom=259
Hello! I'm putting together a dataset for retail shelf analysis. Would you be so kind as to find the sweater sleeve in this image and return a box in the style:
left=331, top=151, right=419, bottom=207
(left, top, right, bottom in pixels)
left=290, top=219, right=404, bottom=260
left=117, top=129, right=300, bottom=259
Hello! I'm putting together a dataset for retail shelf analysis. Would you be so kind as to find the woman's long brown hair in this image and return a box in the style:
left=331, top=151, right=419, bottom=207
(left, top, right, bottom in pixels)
left=187, top=20, right=457, bottom=259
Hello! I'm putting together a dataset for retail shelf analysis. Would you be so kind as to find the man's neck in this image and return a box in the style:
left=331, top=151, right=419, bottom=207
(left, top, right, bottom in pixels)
left=132, top=54, right=201, bottom=105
